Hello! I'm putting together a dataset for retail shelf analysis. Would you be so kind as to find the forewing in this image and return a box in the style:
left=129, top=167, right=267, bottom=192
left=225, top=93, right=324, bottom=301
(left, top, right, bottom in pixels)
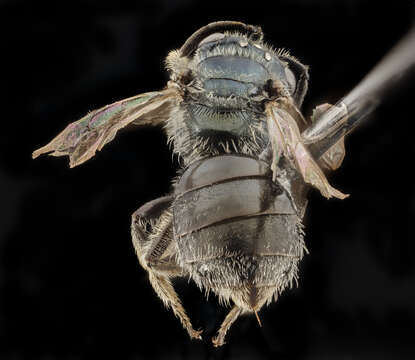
left=266, top=103, right=348, bottom=200
left=33, top=88, right=179, bottom=168
left=310, top=103, right=346, bottom=171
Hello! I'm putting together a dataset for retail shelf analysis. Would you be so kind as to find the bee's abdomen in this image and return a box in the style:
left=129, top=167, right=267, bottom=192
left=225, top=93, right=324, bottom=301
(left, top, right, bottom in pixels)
left=173, top=155, right=305, bottom=288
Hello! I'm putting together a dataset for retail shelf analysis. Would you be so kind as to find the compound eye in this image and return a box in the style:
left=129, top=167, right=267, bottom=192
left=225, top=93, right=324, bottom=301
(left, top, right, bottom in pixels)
left=284, top=67, right=297, bottom=95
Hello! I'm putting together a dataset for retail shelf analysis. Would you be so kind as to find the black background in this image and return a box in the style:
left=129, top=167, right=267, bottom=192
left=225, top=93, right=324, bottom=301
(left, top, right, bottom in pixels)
left=1, top=0, right=415, bottom=359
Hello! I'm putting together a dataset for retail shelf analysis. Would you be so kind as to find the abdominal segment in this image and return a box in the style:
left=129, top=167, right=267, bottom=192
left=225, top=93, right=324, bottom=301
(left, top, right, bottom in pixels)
left=172, top=154, right=306, bottom=308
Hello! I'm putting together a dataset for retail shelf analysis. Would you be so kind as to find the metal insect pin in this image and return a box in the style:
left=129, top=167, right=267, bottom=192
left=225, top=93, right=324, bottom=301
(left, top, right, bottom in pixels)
left=33, top=21, right=415, bottom=346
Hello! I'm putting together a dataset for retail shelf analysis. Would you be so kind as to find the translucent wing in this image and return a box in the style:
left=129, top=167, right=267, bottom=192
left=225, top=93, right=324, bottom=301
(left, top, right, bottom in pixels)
left=266, top=101, right=348, bottom=200
left=33, top=87, right=179, bottom=168
left=310, top=103, right=346, bottom=171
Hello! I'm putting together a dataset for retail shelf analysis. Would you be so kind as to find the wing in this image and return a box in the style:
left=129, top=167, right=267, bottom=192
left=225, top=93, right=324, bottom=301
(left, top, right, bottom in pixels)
left=265, top=101, right=348, bottom=200
left=310, top=103, right=346, bottom=171
left=32, top=87, right=179, bottom=168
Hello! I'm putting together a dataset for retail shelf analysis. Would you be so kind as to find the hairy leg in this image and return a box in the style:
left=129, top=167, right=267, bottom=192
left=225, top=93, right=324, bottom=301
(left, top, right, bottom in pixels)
left=131, top=196, right=202, bottom=339
left=212, top=305, right=243, bottom=347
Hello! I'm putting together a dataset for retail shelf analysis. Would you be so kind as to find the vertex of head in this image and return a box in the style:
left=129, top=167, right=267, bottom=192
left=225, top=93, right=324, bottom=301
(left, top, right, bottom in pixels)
left=179, top=21, right=263, bottom=58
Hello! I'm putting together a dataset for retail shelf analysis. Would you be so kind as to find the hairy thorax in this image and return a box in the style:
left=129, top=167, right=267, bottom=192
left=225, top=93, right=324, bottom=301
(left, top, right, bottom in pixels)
left=163, top=32, right=297, bottom=165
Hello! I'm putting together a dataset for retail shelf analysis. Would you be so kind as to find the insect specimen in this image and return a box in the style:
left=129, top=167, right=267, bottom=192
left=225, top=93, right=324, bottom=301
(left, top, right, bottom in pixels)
left=32, top=21, right=415, bottom=346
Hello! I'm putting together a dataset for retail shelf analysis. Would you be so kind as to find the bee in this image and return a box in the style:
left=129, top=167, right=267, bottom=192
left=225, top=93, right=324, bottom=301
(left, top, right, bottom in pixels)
left=32, top=21, right=413, bottom=346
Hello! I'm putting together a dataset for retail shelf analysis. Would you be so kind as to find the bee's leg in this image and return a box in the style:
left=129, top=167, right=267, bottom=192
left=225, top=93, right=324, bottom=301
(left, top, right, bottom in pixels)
left=212, top=305, right=243, bottom=347
left=131, top=196, right=202, bottom=340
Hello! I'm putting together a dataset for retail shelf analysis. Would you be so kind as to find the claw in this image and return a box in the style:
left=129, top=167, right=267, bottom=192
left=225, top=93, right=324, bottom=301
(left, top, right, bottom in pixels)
left=189, top=328, right=203, bottom=340
left=211, top=306, right=242, bottom=347
left=212, top=335, right=225, bottom=347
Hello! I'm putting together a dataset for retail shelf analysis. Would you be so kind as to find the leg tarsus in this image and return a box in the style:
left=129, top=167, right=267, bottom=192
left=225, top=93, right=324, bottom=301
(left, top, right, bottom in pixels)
left=131, top=198, right=202, bottom=340
left=212, top=306, right=242, bottom=347
left=148, top=272, right=202, bottom=340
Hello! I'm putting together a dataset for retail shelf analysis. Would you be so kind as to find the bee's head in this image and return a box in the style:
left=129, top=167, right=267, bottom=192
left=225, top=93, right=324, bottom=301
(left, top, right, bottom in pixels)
left=166, top=21, right=309, bottom=107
